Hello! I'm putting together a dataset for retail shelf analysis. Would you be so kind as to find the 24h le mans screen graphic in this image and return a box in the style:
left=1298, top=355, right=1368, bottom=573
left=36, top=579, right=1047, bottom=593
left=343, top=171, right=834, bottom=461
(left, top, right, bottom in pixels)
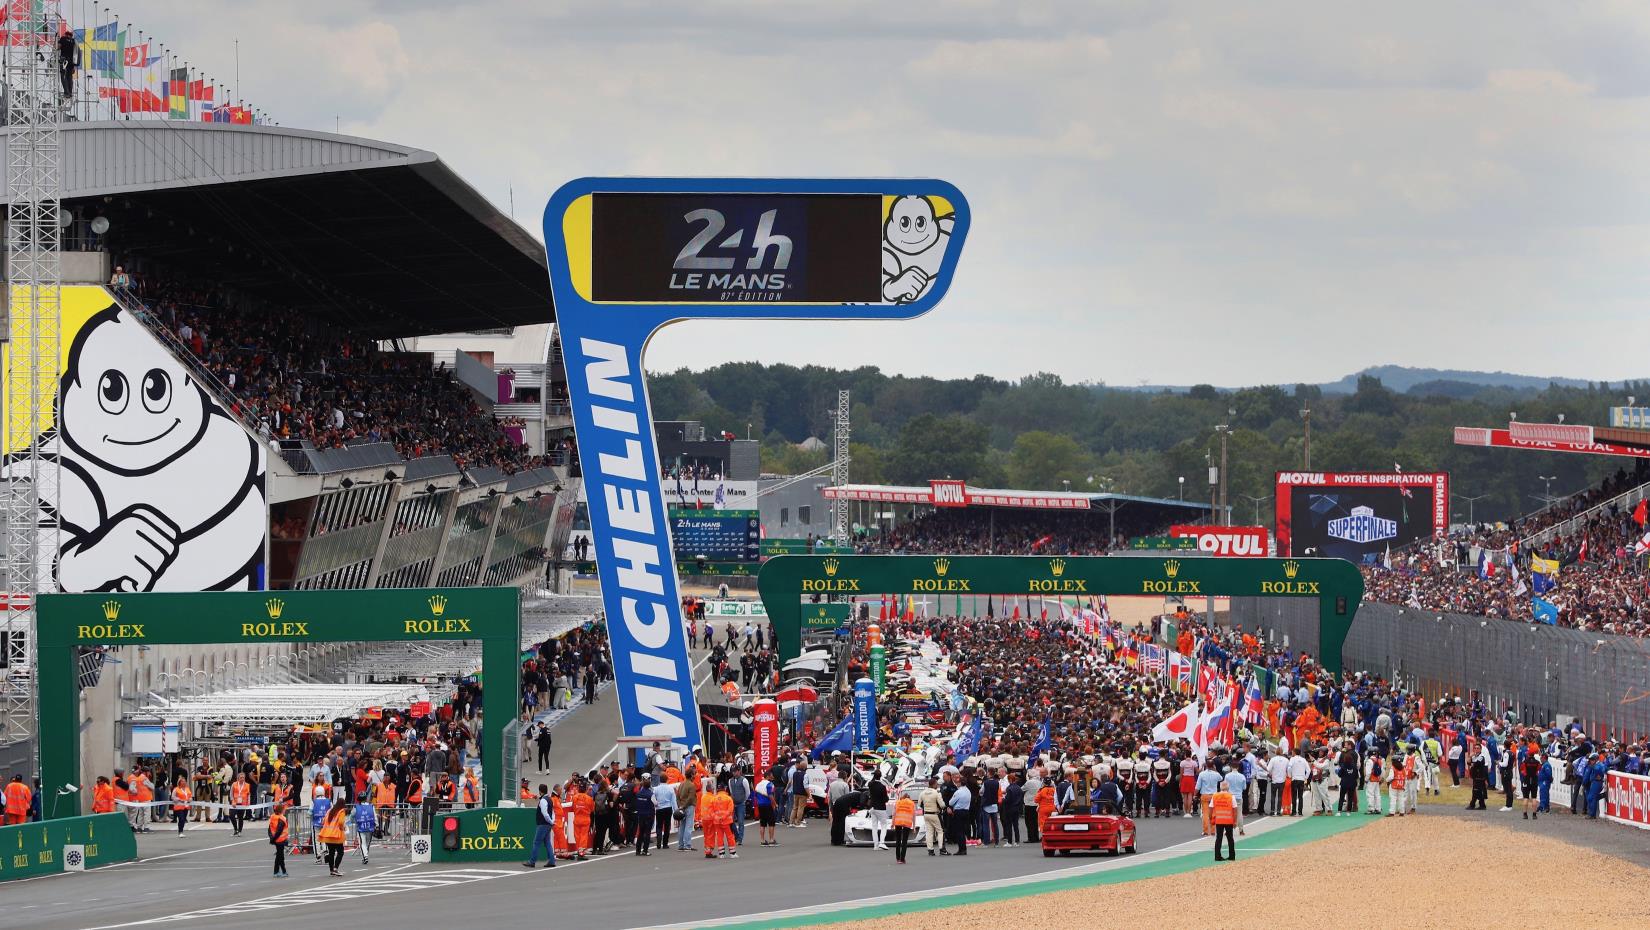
left=3, top=286, right=268, bottom=592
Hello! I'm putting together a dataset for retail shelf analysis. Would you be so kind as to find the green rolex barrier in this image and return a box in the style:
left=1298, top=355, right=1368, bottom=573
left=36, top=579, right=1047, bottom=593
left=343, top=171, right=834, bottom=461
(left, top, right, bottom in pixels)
left=431, top=807, right=538, bottom=862
left=0, top=814, right=137, bottom=881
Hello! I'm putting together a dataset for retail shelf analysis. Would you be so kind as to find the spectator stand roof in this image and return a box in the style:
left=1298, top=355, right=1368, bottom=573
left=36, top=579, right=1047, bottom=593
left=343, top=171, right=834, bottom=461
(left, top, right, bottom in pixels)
left=821, top=483, right=1213, bottom=515
left=1, top=121, right=551, bottom=339
left=136, top=683, right=431, bottom=725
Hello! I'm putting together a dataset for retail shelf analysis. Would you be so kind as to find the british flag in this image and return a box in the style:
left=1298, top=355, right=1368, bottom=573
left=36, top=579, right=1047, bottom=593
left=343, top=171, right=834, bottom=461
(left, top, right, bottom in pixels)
left=1170, top=652, right=1193, bottom=690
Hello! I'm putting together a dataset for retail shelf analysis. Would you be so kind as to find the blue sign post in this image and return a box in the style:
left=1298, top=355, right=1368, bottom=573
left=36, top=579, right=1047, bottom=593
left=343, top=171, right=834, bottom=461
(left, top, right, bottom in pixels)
left=853, top=677, right=877, bottom=751
left=544, top=179, right=970, bottom=751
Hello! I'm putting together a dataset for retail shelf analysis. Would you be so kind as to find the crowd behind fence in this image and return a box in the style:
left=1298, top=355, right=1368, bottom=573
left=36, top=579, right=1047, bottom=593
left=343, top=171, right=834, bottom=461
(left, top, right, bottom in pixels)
left=1229, top=597, right=1650, bottom=743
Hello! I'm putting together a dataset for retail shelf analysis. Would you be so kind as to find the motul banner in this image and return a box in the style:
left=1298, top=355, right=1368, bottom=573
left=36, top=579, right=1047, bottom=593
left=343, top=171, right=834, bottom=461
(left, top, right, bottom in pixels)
left=929, top=479, right=969, bottom=507
left=753, top=699, right=779, bottom=777
left=1170, top=525, right=1269, bottom=558
left=1605, top=770, right=1650, bottom=830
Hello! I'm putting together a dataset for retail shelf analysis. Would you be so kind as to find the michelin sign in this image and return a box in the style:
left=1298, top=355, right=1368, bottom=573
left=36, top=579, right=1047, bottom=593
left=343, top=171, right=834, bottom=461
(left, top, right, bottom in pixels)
left=544, top=179, right=970, bottom=749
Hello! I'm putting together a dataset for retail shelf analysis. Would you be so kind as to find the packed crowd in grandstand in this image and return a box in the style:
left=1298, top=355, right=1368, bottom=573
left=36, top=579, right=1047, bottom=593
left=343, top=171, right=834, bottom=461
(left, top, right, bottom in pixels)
left=1363, top=462, right=1650, bottom=635
left=125, top=272, right=548, bottom=474
left=862, top=509, right=1128, bottom=556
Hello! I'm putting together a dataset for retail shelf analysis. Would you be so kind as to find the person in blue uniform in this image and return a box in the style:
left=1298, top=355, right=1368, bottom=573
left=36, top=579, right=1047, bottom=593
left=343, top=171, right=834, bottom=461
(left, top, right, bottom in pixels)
left=1584, top=755, right=1608, bottom=819
left=630, top=774, right=656, bottom=855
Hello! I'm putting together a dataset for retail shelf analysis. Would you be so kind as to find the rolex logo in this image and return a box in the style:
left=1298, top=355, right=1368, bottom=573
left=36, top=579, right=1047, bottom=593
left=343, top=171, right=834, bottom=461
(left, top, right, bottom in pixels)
left=823, top=558, right=840, bottom=577
left=265, top=598, right=284, bottom=620
left=1164, top=559, right=1181, bottom=579
left=1283, top=560, right=1300, bottom=579
left=1049, top=558, right=1066, bottom=577
left=429, top=595, right=447, bottom=617
left=101, top=600, right=121, bottom=621
left=934, top=558, right=950, bottom=577
left=483, top=812, right=501, bottom=834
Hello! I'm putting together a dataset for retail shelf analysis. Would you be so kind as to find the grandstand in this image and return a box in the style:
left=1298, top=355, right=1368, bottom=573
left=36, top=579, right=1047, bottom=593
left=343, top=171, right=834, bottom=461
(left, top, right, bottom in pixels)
left=821, top=481, right=1216, bottom=554
left=0, top=120, right=581, bottom=763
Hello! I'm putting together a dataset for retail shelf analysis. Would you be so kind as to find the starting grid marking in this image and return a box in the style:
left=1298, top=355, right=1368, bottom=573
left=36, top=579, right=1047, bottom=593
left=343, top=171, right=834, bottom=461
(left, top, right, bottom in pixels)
left=90, top=868, right=519, bottom=927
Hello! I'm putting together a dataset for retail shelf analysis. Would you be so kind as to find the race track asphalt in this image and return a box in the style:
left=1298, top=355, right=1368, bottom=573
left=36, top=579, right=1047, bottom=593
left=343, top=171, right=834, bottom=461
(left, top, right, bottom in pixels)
left=6, top=648, right=1226, bottom=930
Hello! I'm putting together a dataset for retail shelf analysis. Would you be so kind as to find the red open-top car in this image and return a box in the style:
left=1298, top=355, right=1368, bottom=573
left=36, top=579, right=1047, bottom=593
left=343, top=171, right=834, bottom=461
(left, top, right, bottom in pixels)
left=1040, top=812, right=1137, bottom=857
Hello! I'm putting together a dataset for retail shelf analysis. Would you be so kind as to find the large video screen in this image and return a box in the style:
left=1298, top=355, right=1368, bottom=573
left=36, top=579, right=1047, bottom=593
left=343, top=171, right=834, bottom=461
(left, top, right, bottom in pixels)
left=1274, top=471, right=1448, bottom=563
left=670, top=510, right=761, bottom=563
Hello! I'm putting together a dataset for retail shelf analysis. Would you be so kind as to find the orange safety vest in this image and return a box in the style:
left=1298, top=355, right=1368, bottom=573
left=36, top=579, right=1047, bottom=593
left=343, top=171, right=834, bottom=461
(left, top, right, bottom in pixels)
left=92, top=783, right=115, bottom=813
left=1391, top=766, right=1407, bottom=790
left=892, top=797, right=916, bottom=829
left=230, top=782, right=252, bottom=807
left=134, top=777, right=153, bottom=802
left=571, top=791, right=594, bottom=823
left=1209, top=790, right=1236, bottom=826
left=268, top=813, right=289, bottom=845
left=317, top=808, right=347, bottom=844
left=4, top=781, right=32, bottom=815
left=461, top=776, right=479, bottom=804
left=172, top=785, right=193, bottom=811
left=406, top=779, right=423, bottom=804
left=377, top=782, right=399, bottom=807
left=111, top=777, right=129, bottom=804
left=519, top=785, right=535, bottom=803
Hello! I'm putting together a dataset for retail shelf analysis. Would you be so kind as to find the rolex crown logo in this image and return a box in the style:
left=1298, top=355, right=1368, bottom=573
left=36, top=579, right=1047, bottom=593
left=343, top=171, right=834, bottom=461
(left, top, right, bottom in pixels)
left=1049, top=558, right=1066, bottom=577
left=101, top=600, right=121, bottom=621
left=429, top=595, right=447, bottom=616
left=1164, top=559, right=1181, bottom=579
left=823, top=558, right=840, bottom=577
left=1283, top=559, right=1300, bottom=579
left=483, top=812, right=501, bottom=834
left=933, top=557, right=950, bottom=577
left=265, top=598, right=284, bottom=620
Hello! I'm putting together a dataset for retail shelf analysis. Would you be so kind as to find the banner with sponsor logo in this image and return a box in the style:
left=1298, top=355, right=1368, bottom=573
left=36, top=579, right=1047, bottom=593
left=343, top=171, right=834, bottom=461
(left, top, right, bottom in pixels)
left=1274, top=471, right=1448, bottom=562
left=753, top=699, right=780, bottom=776
left=853, top=678, right=877, bottom=751
left=701, top=599, right=768, bottom=618
left=546, top=178, right=969, bottom=753
left=1170, top=525, right=1269, bottom=558
left=1605, top=769, right=1650, bottom=830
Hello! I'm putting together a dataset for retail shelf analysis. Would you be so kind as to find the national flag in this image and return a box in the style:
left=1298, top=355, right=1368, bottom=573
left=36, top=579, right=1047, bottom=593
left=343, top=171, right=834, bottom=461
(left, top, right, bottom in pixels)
left=76, top=22, right=122, bottom=78
left=952, top=715, right=983, bottom=760
left=902, top=595, right=914, bottom=622
left=166, top=67, right=188, bottom=119
left=1635, top=499, right=1647, bottom=527
left=1151, top=700, right=1201, bottom=744
left=1579, top=537, right=1589, bottom=563
left=1477, top=550, right=1496, bottom=580
left=1196, top=665, right=1218, bottom=706
left=1532, top=597, right=1559, bottom=626
left=1204, top=694, right=1235, bottom=749
left=1029, top=718, right=1052, bottom=759
left=809, top=714, right=855, bottom=760
left=1121, top=644, right=1138, bottom=667
left=1634, top=531, right=1650, bottom=557
left=98, top=85, right=164, bottom=113
left=1510, top=559, right=1526, bottom=597
left=714, top=479, right=725, bottom=509
left=1168, top=651, right=1192, bottom=690
left=1242, top=678, right=1264, bottom=724
left=1142, top=645, right=1164, bottom=674
left=1531, top=556, right=1560, bottom=577
left=1382, top=545, right=1392, bottom=570
left=123, top=41, right=159, bottom=68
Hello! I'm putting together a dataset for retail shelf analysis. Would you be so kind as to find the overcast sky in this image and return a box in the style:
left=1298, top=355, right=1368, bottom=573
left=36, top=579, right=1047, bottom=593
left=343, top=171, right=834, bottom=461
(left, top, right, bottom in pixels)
left=127, top=1, right=1650, bottom=387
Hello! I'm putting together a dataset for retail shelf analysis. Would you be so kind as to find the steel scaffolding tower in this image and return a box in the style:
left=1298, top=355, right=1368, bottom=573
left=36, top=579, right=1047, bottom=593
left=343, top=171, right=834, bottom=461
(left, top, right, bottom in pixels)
left=831, top=389, right=850, bottom=544
left=1, top=6, right=65, bottom=755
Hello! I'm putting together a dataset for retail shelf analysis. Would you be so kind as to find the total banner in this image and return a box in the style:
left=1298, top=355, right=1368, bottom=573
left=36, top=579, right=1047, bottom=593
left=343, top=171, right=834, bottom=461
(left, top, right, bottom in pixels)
left=1605, top=770, right=1650, bottom=830
left=546, top=178, right=969, bottom=752
left=852, top=678, right=877, bottom=751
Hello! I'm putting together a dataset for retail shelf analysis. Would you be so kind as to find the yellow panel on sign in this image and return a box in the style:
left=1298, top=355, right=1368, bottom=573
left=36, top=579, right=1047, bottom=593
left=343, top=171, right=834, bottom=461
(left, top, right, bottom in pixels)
left=3, top=286, right=120, bottom=455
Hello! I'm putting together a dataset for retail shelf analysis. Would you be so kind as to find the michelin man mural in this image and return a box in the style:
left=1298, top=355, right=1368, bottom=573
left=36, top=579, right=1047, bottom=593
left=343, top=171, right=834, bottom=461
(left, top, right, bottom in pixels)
left=881, top=195, right=955, bottom=304
left=3, top=293, right=266, bottom=592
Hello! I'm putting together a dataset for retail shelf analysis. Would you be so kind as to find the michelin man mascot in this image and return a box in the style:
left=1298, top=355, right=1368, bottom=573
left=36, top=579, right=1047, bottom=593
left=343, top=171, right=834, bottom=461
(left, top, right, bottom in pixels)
left=42, top=307, right=266, bottom=592
left=880, top=195, right=954, bottom=304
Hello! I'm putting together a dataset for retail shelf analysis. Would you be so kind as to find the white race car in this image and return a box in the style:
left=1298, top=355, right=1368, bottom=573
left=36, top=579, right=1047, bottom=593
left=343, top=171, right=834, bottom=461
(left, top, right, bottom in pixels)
left=843, top=785, right=929, bottom=847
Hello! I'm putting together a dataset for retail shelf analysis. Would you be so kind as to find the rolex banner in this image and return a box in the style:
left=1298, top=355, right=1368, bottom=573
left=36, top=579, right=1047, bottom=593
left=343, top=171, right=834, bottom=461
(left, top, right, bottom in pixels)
left=430, top=807, right=536, bottom=862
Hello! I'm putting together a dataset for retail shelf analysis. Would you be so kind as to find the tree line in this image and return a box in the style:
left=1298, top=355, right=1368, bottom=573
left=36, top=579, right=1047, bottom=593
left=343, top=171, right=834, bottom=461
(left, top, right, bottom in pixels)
left=645, top=363, right=1650, bottom=526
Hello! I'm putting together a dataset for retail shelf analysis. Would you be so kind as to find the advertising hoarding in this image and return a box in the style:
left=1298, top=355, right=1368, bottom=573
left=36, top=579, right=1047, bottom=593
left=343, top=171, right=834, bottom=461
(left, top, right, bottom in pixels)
left=1274, top=471, right=1448, bottom=561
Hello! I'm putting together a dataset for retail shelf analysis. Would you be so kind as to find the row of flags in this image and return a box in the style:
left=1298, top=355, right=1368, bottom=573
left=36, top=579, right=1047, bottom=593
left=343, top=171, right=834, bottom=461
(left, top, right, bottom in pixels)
left=0, top=2, right=270, bottom=124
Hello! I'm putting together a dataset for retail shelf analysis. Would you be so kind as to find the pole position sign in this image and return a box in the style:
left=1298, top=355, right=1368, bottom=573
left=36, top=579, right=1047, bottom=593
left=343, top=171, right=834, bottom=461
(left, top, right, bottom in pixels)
left=544, top=179, right=971, bottom=750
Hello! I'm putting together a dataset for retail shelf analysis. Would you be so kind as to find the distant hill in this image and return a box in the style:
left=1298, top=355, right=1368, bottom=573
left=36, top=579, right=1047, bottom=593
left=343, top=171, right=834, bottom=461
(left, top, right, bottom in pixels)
left=1119, top=365, right=1620, bottom=395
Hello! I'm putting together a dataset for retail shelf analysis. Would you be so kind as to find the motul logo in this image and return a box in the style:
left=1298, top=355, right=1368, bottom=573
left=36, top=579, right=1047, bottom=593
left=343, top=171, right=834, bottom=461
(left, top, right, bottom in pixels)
left=930, top=480, right=969, bottom=507
left=1277, top=472, right=1325, bottom=485
left=1170, top=526, right=1268, bottom=557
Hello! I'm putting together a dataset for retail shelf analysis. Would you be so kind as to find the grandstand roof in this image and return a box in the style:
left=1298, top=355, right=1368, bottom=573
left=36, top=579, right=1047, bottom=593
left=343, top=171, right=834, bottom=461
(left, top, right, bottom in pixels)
left=3, top=121, right=551, bottom=338
left=821, top=483, right=1212, bottom=514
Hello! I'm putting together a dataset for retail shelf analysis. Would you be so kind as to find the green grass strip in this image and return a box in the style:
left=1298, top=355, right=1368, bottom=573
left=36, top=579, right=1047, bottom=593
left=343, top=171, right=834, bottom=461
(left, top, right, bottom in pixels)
left=701, top=815, right=1370, bottom=930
